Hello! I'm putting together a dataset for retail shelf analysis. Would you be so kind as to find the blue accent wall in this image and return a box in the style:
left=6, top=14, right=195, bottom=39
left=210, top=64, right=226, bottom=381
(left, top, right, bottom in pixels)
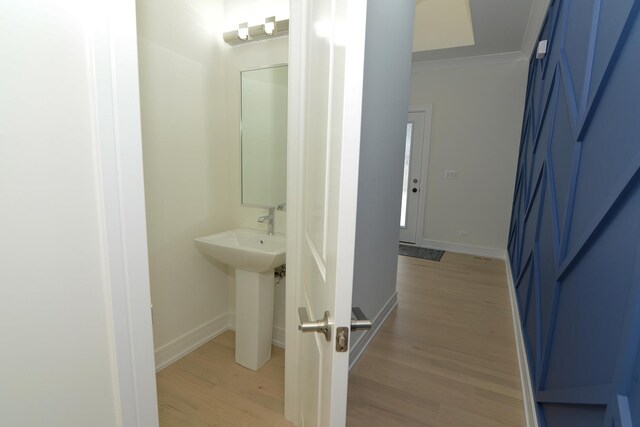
left=508, top=0, right=640, bottom=426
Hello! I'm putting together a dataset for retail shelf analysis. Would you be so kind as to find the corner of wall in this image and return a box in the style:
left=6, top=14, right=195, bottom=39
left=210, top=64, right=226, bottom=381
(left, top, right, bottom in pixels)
left=349, top=292, right=398, bottom=371
left=155, top=313, right=230, bottom=371
left=505, top=256, right=540, bottom=427
left=520, top=0, right=552, bottom=57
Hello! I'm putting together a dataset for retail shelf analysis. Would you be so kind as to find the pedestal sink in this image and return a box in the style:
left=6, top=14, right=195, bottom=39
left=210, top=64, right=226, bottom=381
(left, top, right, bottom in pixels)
left=194, top=229, right=285, bottom=370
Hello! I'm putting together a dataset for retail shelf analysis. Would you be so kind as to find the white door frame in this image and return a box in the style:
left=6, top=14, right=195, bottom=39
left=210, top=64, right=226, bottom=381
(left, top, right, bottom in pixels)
left=283, top=0, right=304, bottom=420
left=406, top=104, right=433, bottom=246
left=91, top=0, right=159, bottom=425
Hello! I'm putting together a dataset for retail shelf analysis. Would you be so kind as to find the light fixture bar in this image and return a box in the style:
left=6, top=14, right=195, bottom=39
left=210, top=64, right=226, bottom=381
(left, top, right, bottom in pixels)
left=223, top=18, right=289, bottom=46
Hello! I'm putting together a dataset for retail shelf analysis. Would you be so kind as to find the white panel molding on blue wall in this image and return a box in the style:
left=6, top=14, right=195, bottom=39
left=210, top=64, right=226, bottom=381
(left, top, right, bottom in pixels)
left=508, top=1, right=640, bottom=424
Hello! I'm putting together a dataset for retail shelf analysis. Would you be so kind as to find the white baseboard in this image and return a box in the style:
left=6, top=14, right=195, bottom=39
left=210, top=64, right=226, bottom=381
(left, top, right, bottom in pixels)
left=348, top=292, right=398, bottom=371
left=228, top=312, right=286, bottom=348
left=505, top=256, right=539, bottom=427
left=229, top=311, right=235, bottom=329
left=272, top=326, right=286, bottom=348
left=155, top=312, right=286, bottom=372
left=420, top=238, right=507, bottom=259
left=154, top=312, right=230, bottom=372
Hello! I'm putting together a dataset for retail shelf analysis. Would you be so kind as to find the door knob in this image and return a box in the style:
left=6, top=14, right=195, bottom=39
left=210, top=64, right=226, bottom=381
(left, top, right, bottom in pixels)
left=351, top=307, right=372, bottom=331
left=298, top=307, right=331, bottom=341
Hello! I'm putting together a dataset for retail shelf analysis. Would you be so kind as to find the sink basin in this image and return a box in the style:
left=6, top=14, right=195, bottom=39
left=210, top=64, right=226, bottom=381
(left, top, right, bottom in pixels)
left=194, top=228, right=286, bottom=273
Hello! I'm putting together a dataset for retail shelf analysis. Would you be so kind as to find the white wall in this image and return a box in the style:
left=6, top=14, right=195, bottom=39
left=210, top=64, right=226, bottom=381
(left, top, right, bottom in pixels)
left=0, top=1, right=138, bottom=425
left=350, top=0, right=416, bottom=360
left=136, top=0, right=233, bottom=359
left=409, top=59, right=528, bottom=255
left=222, top=0, right=289, bottom=31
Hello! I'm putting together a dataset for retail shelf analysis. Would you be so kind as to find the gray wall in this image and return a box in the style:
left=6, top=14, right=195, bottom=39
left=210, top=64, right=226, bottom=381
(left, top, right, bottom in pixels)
left=350, top=0, right=416, bottom=357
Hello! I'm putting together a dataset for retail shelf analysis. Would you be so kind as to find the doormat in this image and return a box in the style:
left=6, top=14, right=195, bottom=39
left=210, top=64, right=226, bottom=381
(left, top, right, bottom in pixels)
left=398, top=244, right=444, bottom=262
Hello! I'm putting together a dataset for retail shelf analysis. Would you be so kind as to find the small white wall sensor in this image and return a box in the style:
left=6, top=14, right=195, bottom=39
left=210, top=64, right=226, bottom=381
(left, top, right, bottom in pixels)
left=536, top=40, right=548, bottom=60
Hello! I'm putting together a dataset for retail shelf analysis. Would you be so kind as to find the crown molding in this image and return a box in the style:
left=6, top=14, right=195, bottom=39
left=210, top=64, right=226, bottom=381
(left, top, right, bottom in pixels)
left=412, top=51, right=528, bottom=72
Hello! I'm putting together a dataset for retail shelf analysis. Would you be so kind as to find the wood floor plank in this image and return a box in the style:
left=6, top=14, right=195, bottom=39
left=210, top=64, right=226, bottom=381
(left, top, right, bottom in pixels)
left=157, top=331, right=292, bottom=427
left=347, top=253, right=525, bottom=426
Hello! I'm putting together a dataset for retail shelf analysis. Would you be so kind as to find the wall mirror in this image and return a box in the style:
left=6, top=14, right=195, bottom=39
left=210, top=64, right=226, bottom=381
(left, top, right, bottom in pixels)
left=241, top=64, right=288, bottom=207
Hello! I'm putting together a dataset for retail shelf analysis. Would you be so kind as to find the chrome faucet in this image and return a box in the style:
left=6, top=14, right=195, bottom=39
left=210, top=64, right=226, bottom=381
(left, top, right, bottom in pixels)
left=258, top=207, right=275, bottom=236
left=257, top=204, right=286, bottom=236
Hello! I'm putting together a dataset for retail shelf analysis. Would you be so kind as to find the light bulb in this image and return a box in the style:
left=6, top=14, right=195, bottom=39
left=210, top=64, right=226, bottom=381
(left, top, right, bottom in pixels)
left=238, top=22, right=249, bottom=40
left=264, top=17, right=276, bottom=36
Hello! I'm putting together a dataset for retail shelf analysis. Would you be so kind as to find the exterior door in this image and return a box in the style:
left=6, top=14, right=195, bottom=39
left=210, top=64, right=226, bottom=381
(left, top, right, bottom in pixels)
left=399, top=111, right=427, bottom=243
left=286, top=1, right=368, bottom=426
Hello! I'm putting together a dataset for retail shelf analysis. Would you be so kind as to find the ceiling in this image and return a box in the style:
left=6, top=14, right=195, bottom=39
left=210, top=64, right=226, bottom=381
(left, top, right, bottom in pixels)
left=412, top=0, right=475, bottom=52
left=412, top=0, right=536, bottom=62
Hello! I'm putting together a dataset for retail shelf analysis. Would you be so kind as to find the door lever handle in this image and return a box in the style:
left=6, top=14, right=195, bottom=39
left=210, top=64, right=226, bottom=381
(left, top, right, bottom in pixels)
left=298, top=307, right=331, bottom=341
left=351, top=307, right=372, bottom=331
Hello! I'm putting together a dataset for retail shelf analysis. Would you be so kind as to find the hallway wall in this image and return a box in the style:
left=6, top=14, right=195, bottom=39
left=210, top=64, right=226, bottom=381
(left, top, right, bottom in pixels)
left=508, top=0, right=640, bottom=425
left=350, top=0, right=416, bottom=361
left=409, top=59, right=529, bottom=256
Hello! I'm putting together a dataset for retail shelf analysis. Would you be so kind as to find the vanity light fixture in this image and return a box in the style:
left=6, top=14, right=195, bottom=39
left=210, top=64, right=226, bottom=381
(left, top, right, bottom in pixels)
left=223, top=17, right=289, bottom=46
left=264, top=16, right=276, bottom=36
left=237, top=22, right=249, bottom=41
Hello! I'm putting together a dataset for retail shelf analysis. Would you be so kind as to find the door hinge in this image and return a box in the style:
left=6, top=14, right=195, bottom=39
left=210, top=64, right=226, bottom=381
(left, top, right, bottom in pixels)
left=336, top=327, right=349, bottom=352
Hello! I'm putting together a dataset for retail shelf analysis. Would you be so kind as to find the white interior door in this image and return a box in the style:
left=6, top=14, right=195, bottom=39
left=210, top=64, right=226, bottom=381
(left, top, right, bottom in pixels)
left=285, top=1, right=368, bottom=426
left=399, top=111, right=428, bottom=244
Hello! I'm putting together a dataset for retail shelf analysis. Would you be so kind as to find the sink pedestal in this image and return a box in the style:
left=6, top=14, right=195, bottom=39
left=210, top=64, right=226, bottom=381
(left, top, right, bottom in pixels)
left=193, top=229, right=285, bottom=371
left=235, top=269, right=275, bottom=370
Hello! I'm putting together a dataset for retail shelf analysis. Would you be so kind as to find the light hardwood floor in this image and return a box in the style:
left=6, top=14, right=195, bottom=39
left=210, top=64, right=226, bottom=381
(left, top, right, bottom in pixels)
left=346, top=252, right=525, bottom=426
left=157, top=252, right=524, bottom=426
left=157, top=331, right=292, bottom=427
